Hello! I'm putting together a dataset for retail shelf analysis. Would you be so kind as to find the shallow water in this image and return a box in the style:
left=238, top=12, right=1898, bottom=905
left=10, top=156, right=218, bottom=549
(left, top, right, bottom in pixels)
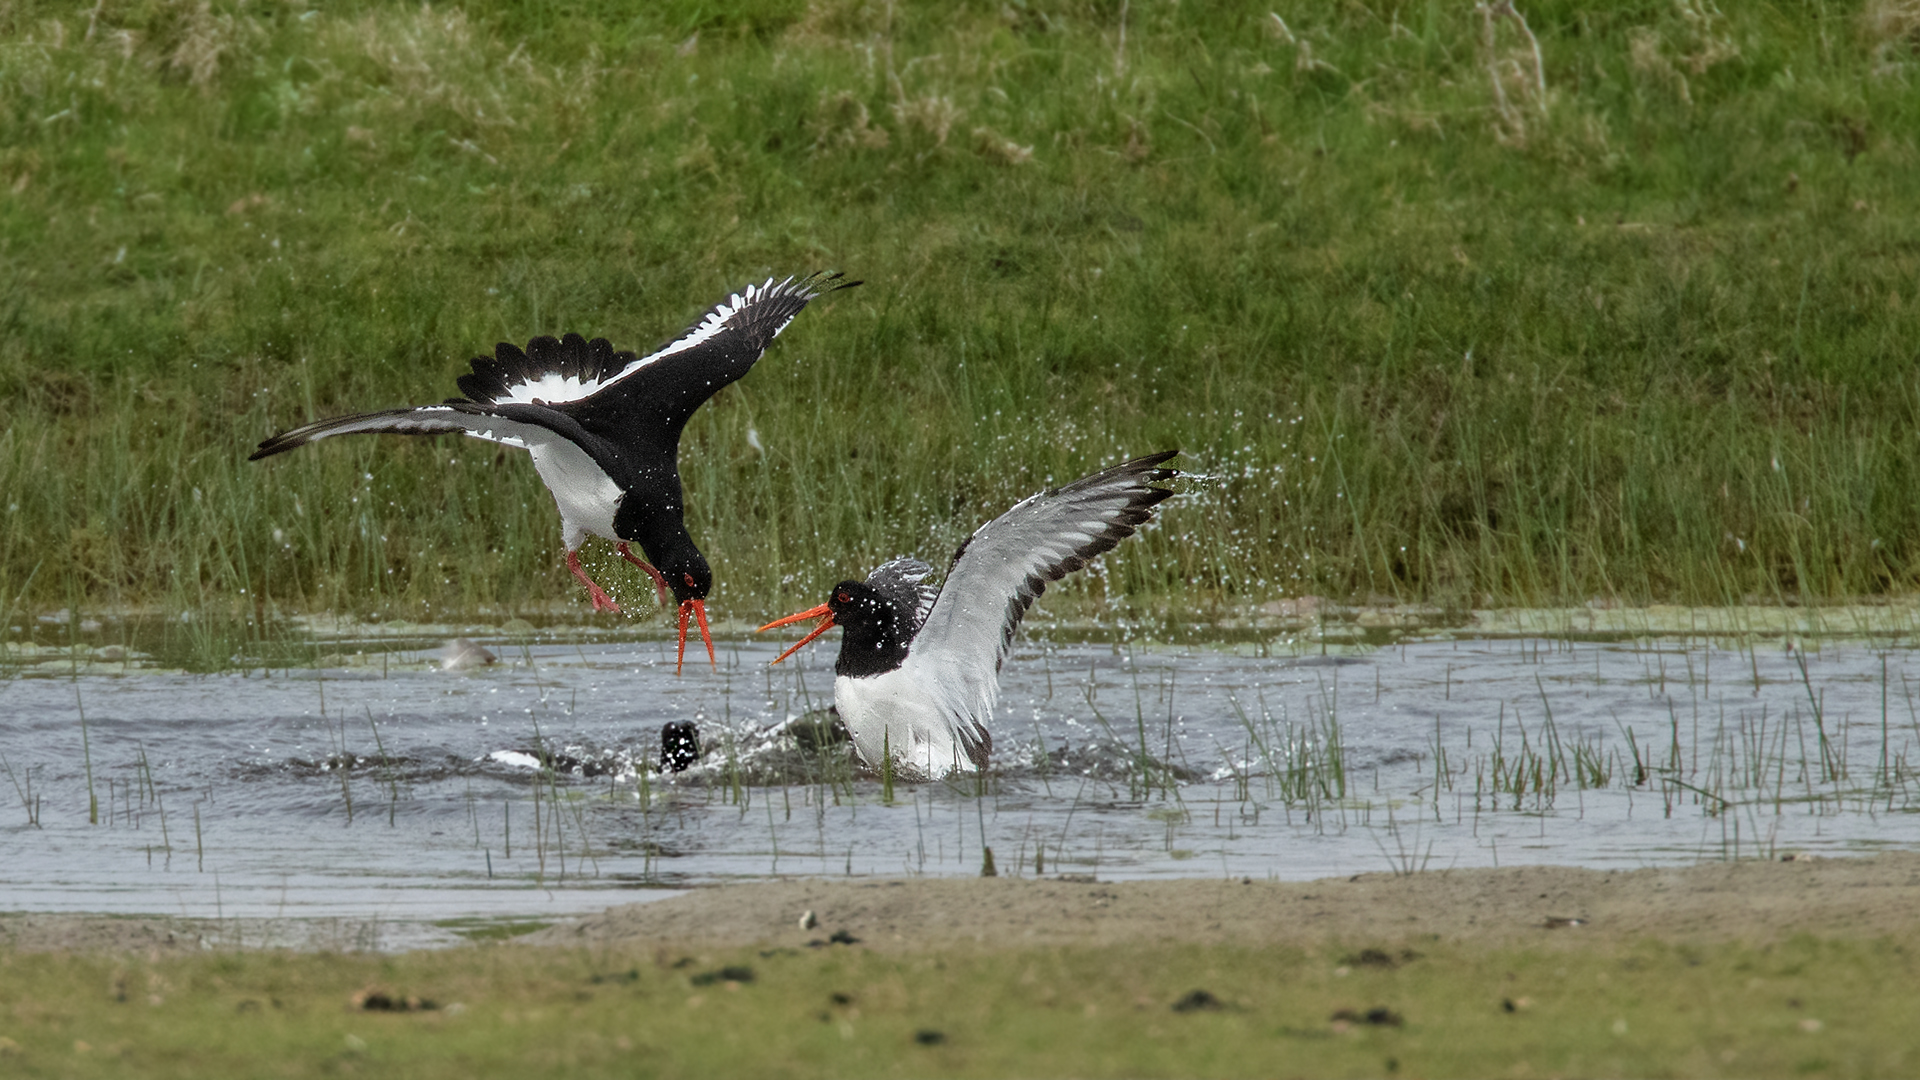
left=4, top=628, right=1920, bottom=927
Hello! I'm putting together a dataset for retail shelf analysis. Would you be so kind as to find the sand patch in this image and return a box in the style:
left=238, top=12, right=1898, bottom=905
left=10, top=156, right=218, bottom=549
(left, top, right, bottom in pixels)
left=528, top=852, right=1920, bottom=953
left=7, top=854, right=1918, bottom=955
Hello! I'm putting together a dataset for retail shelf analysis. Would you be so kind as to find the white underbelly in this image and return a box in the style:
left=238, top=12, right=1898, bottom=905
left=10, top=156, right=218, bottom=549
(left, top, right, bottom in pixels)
left=836, top=671, right=977, bottom=779
left=526, top=437, right=622, bottom=550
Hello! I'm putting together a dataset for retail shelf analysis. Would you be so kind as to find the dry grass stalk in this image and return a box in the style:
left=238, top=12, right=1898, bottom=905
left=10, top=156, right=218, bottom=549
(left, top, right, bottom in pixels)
left=1863, top=0, right=1920, bottom=44
left=812, top=90, right=890, bottom=151
left=166, top=0, right=255, bottom=92
left=972, top=126, right=1033, bottom=166
left=1476, top=1, right=1547, bottom=143
left=1861, top=0, right=1920, bottom=75
left=1673, top=0, right=1740, bottom=74
left=1629, top=1, right=1740, bottom=106
left=892, top=94, right=963, bottom=148
left=323, top=7, right=516, bottom=128
left=1629, top=28, right=1692, bottom=106
left=1267, top=11, right=1339, bottom=79
left=1121, top=114, right=1150, bottom=163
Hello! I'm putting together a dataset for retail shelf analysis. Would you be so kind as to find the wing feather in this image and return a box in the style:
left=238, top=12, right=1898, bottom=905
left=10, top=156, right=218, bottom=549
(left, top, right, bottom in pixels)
left=249, top=403, right=549, bottom=459
left=456, top=333, right=636, bottom=408
left=456, top=273, right=857, bottom=415
left=626, top=271, right=850, bottom=377
left=863, top=557, right=939, bottom=639
left=252, top=273, right=855, bottom=466
left=901, top=451, right=1179, bottom=732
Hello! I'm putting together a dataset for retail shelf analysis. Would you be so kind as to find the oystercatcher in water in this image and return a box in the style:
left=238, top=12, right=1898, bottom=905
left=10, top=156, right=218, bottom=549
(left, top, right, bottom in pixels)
left=251, top=272, right=856, bottom=672
left=759, top=451, right=1178, bottom=778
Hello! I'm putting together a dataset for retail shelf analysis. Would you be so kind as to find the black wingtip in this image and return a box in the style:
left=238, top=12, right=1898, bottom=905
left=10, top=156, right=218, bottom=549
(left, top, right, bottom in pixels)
left=1104, top=449, right=1181, bottom=485
left=793, top=270, right=862, bottom=298
left=1128, top=448, right=1180, bottom=470
left=249, top=435, right=294, bottom=462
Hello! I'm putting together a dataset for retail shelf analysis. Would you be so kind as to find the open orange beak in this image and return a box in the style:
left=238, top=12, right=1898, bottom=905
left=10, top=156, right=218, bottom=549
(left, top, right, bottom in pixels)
left=676, top=598, right=716, bottom=675
left=756, top=602, right=835, bottom=665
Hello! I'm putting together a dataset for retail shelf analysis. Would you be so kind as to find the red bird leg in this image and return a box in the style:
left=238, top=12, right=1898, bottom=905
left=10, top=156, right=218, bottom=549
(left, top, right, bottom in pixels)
left=566, top=550, right=622, bottom=614
left=616, top=543, right=672, bottom=607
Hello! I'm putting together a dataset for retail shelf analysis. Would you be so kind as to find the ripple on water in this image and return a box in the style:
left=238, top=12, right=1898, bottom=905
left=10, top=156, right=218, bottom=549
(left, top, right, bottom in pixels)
left=3, top=630, right=1919, bottom=921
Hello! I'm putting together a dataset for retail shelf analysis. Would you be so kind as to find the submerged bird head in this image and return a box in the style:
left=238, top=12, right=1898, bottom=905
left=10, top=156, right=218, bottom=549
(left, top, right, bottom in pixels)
left=759, top=579, right=914, bottom=677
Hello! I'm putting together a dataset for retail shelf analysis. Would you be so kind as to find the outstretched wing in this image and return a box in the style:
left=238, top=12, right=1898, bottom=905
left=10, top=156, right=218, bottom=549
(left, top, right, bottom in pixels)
left=248, top=401, right=555, bottom=460
left=863, top=557, right=938, bottom=640
left=250, top=271, right=854, bottom=471
left=900, top=450, right=1179, bottom=728
left=466, top=272, right=857, bottom=438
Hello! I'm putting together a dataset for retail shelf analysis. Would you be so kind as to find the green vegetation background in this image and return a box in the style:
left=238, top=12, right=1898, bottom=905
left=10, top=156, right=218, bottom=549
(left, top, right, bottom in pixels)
left=3, top=0, right=1918, bottom=625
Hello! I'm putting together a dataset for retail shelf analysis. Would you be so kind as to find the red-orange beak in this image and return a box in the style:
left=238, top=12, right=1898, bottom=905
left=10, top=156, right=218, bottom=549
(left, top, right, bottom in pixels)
left=676, top=598, right=716, bottom=675
left=756, top=602, right=835, bottom=665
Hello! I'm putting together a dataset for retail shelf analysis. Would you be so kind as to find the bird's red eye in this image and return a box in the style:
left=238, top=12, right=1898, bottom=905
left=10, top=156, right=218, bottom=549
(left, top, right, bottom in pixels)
left=836, top=591, right=851, bottom=603
left=683, top=573, right=697, bottom=587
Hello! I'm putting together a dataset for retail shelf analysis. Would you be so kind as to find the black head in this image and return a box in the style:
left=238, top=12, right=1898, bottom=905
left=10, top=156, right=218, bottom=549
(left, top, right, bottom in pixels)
left=659, top=721, right=701, bottom=773
left=645, top=530, right=714, bottom=607
left=643, top=536, right=715, bottom=675
left=824, top=580, right=915, bottom=678
left=663, top=553, right=712, bottom=605
left=760, top=575, right=918, bottom=675
left=623, top=523, right=711, bottom=606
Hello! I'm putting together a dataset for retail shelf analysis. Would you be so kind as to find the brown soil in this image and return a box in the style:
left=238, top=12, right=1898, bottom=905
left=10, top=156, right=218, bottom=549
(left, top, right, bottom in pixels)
left=0, top=913, right=241, bottom=955
left=8, top=854, right=1918, bottom=955
left=521, top=853, right=1920, bottom=954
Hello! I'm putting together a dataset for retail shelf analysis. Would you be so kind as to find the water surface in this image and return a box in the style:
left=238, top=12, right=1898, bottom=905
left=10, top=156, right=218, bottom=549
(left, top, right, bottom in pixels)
left=5, top=625, right=1919, bottom=928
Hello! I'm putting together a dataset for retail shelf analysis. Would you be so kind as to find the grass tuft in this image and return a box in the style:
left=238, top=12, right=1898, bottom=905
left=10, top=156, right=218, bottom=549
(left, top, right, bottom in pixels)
left=2, top=2, right=1919, bottom=621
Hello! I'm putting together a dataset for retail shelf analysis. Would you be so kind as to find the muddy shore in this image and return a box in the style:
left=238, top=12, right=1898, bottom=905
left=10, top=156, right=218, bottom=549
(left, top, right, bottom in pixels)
left=8, top=853, right=1918, bottom=955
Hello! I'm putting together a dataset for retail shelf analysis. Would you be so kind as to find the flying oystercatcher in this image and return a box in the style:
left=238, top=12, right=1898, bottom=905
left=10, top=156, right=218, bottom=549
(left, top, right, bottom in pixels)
left=759, top=451, right=1178, bottom=778
left=251, top=272, right=856, bottom=672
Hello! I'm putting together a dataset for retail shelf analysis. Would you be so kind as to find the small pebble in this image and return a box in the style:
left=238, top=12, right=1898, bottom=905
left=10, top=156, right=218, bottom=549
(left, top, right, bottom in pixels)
left=440, top=638, right=497, bottom=670
left=1331, top=1007, right=1403, bottom=1027
left=1173, top=989, right=1224, bottom=1012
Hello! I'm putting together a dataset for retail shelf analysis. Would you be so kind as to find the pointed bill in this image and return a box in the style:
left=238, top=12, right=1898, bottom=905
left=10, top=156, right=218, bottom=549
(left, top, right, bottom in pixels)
left=758, top=603, right=836, bottom=664
left=676, top=599, right=718, bottom=675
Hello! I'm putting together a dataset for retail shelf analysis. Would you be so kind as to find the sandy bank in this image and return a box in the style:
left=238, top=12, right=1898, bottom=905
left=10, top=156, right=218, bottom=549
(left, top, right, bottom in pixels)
left=11, top=853, right=1916, bottom=955
left=521, top=853, right=1920, bottom=953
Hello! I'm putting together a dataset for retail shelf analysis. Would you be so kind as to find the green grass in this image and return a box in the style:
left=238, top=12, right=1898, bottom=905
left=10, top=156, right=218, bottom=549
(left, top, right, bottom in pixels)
left=2, top=935, right=1917, bottom=1078
left=4, top=1, right=1920, bottom=625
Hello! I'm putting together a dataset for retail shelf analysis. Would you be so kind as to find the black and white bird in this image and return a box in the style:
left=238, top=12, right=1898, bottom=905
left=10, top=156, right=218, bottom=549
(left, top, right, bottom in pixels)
left=759, top=451, right=1178, bottom=779
left=251, top=272, right=856, bottom=672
